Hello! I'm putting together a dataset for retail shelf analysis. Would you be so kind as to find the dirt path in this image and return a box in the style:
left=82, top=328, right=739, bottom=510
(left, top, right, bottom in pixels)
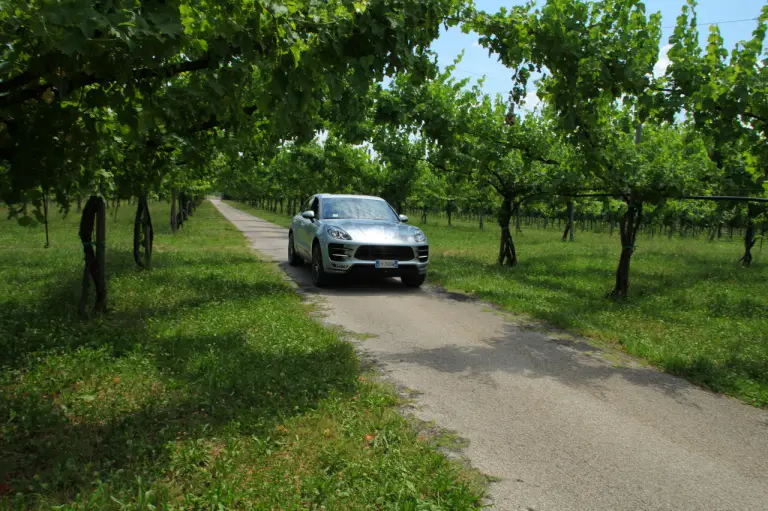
left=212, top=200, right=768, bottom=511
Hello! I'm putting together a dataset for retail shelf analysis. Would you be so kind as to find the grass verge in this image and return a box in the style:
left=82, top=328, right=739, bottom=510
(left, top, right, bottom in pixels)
left=0, top=201, right=484, bottom=509
left=226, top=203, right=768, bottom=407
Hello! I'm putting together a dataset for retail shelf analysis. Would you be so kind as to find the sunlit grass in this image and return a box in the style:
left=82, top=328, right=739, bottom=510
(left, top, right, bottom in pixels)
left=0, top=201, right=484, bottom=509
left=230, top=203, right=768, bottom=407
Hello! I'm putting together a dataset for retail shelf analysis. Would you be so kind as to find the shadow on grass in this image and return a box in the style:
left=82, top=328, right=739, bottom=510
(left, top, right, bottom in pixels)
left=1, top=267, right=95, bottom=367
left=0, top=250, right=359, bottom=502
left=2, top=331, right=356, bottom=499
left=0, top=249, right=271, bottom=369
left=437, top=250, right=760, bottom=309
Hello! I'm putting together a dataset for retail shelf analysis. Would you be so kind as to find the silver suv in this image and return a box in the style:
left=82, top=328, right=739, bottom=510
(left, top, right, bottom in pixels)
left=288, top=194, right=429, bottom=287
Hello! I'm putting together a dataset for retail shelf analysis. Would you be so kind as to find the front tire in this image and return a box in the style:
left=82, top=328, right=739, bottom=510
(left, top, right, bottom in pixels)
left=402, top=273, right=426, bottom=288
left=288, top=232, right=302, bottom=266
left=312, top=243, right=331, bottom=287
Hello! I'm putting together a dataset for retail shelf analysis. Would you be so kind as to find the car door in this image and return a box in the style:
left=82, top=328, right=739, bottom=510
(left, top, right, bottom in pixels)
left=293, top=197, right=308, bottom=256
left=304, top=197, right=321, bottom=255
left=296, top=196, right=316, bottom=256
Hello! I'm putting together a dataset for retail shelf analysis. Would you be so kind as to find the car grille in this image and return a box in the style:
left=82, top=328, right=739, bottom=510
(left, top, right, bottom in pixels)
left=417, top=246, right=429, bottom=262
left=355, top=245, right=415, bottom=261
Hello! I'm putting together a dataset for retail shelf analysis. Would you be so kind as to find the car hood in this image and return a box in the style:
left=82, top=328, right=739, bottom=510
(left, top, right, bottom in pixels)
left=323, top=219, right=425, bottom=244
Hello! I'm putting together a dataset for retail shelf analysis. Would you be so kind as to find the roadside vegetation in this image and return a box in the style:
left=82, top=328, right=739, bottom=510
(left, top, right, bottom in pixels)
left=420, top=218, right=768, bottom=407
left=228, top=202, right=768, bottom=407
left=0, top=202, right=484, bottom=509
left=3, top=0, right=767, bottom=504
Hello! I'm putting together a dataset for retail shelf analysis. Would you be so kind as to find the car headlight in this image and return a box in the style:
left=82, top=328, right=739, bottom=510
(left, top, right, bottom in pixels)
left=414, top=230, right=426, bottom=243
left=327, top=226, right=352, bottom=241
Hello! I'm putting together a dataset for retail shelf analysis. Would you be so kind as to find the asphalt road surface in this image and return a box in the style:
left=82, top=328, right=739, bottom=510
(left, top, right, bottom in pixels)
left=212, top=199, right=768, bottom=511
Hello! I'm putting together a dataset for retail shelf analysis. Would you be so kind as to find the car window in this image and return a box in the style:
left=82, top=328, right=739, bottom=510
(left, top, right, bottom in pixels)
left=311, top=198, right=320, bottom=218
left=302, top=197, right=313, bottom=214
left=322, top=198, right=398, bottom=221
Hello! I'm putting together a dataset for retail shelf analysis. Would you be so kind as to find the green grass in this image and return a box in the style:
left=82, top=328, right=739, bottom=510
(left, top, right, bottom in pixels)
left=0, top=201, right=484, bottom=509
left=228, top=203, right=768, bottom=407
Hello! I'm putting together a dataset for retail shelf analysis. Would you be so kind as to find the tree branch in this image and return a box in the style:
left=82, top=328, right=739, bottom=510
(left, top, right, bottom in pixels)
left=0, top=56, right=214, bottom=108
left=479, top=133, right=562, bottom=166
left=377, top=146, right=455, bottom=175
left=742, top=111, right=767, bottom=123
left=182, top=102, right=262, bottom=134
left=489, top=169, right=508, bottom=194
left=487, top=179, right=505, bottom=196
left=519, top=190, right=543, bottom=204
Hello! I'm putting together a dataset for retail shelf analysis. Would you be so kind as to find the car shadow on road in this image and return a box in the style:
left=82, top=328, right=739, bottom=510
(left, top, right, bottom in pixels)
left=276, top=261, right=427, bottom=298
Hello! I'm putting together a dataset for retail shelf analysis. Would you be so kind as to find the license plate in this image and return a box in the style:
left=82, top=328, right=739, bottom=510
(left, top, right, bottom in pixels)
left=375, top=260, right=398, bottom=269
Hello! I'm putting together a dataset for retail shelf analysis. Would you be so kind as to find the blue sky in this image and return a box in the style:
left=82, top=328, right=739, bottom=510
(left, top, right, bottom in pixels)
left=429, top=0, right=766, bottom=108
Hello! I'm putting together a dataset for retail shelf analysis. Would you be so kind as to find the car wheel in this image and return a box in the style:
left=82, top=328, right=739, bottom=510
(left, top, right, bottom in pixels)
left=401, top=273, right=426, bottom=288
left=288, top=232, right=302, bottom=266
left=312, top=243, right=331, bottom=287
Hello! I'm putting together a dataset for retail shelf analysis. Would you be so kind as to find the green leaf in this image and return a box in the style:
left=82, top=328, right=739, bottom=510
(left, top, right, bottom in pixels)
left=17, top=216, right=36, bottom=227
left=59, top=31, right=89, bottom=56
left=272, top=4, right=289, bottom=15
left=290, top=46, right=301, bottom=67
left=155, top=21, right=183, bottom=37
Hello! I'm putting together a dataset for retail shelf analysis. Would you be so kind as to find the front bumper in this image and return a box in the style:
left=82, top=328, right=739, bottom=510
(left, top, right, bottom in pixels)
left=321, top=241, right=429, bottom=275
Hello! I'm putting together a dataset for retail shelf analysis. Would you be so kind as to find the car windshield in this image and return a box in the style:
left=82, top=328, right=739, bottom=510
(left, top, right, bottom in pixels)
left=322, top=198, right=398, bottom=222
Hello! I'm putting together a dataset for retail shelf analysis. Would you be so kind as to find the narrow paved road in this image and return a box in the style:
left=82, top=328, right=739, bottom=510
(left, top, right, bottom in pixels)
left=212, top=200, right=768, bottom=511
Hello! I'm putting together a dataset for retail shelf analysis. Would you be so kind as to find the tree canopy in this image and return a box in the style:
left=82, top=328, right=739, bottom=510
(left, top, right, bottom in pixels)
left=3, top=0, right=767, bottom=302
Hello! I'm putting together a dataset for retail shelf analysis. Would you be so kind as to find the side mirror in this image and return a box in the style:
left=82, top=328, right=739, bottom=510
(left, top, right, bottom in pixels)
left=399, top=214, right=409, bottom=223
left=301, top=210, right=315, bottom=220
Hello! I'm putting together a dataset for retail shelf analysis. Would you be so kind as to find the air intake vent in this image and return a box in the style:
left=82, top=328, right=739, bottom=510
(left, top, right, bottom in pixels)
left=328, top=244, right=352, bottom=262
